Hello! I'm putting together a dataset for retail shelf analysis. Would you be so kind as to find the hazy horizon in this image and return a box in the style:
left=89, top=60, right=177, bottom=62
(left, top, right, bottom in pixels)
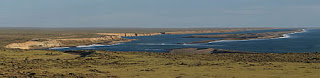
left=1, top=0, right=320, bottom=28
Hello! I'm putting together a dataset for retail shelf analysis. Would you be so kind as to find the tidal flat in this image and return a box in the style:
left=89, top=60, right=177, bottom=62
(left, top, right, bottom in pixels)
left=0, top=27, right=319, bottom=78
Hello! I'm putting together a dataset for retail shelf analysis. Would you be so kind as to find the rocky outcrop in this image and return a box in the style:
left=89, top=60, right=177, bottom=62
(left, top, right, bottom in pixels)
left=5, top=35, right=131, bottom=49
left=97, top=33, right=162, bottom=37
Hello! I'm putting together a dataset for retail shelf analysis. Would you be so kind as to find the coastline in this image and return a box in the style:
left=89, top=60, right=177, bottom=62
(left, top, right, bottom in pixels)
left=6, top=28, right=276, bottom=50
left=73, top=28, right=281, bottom=48
left=52, top=28, right=307, bottom=52
left=167, top=29, right=308, bottom=54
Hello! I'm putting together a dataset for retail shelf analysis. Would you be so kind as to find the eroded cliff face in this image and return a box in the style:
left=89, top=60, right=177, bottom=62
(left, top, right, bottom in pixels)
left=5, top=36, right=130, bottom=49
left=96, top=33, right=163, bottom=37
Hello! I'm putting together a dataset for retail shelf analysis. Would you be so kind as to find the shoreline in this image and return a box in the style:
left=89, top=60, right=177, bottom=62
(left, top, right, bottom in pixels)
left=50, top=28, right=308, bottom=53
left=6, top=28, right=309, bottom=54
left=5, top=28, right=276, bottom=50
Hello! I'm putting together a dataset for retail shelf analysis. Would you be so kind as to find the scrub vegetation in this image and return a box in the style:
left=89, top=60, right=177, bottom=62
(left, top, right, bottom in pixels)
left=0, top=50, right=319, bottom=78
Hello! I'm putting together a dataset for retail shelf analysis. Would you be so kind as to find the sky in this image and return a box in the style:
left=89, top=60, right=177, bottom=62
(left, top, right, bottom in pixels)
left=0, top=0, right=319, bottom=28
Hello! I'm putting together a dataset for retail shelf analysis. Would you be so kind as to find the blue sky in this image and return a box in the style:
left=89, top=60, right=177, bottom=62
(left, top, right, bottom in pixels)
left=0, top=0, right=319, bottom=28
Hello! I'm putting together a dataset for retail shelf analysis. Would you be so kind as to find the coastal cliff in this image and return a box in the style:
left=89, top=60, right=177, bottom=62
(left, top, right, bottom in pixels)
left=5, top=35, right=132, bottom=49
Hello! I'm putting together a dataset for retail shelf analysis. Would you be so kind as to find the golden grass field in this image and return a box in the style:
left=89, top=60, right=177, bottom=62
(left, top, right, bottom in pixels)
left=0, top=28, right=319, bottom=78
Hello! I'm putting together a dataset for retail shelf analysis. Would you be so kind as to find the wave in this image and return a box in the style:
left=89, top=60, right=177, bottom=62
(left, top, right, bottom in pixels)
left=182, top=43, right=200, bottom=46
left=49, top=47, right=70, bottom=50
left=76, top=43, right=123, bottom=48
left=137, top=43, right=222, bottom=47
left=105, top=43, right=123, bottom=46
left=208, top=38, right=270, bottom=43
left=209, top=40, right=250, bottom=43
left=278, top=34, right=290, bottom=39
left=76, top=44, right=104, bottom=47
left=275, top=29, right=307, bottom=39
left=49, top=43, right=123, bottom=49
left=137, top=43, right=178, bottom=45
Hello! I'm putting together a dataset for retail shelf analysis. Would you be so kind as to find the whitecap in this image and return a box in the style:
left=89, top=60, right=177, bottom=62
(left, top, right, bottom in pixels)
left=209, top=40, right=250, bottom=43
left=137, top=43, right=178, bottom=46
left=105, top=43, right=123, bottom=46
left=49, top=47, right=69, bottom=50
left=278, top=34, right=290, bottom=39
left=277, top=29, right=307, bottom=39
left=76, top=43, right=123, bottom=48
left=182, top=43, right=199, bottom=46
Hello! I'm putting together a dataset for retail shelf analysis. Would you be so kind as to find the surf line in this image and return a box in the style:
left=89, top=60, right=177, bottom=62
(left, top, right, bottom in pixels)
left=274, top=29, right=307, bottom=39
left=209, top=29, right=307, bottom=43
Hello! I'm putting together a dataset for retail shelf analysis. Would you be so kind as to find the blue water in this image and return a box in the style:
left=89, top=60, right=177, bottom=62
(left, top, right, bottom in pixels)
left=51, top=29, right=320, bottom=53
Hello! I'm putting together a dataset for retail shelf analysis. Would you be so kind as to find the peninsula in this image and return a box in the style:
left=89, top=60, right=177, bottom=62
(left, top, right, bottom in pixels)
left=185, top=29, right=305, bottom=44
